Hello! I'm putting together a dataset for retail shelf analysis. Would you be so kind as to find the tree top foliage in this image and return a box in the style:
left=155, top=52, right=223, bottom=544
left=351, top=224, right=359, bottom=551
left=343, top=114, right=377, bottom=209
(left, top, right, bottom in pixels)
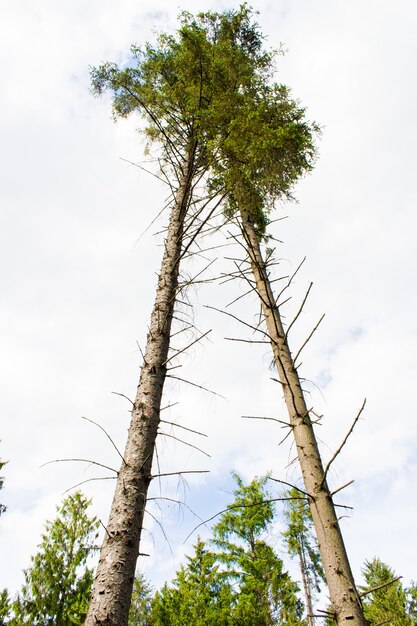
left=90, top=4, right=319, bottom=236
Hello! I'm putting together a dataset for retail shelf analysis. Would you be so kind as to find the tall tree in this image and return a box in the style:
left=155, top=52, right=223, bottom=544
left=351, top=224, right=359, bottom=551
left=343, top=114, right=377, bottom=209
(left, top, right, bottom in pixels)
left=151, top=538, right=235, bottom=626
left=209, top=41, right=368, bottom=624
left=360, top=558, right=413, bottom=626
left=283, top=489, right=325, bottom=625
left=11, top=491, right=98, bottom=625
left=212, top=474, right=304, bottom=625
left=86, top=8, right=275, bottom=624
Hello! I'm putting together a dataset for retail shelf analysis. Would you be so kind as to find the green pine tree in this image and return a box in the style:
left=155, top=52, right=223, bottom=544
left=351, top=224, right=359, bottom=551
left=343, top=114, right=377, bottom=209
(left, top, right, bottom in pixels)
left=360, top=558, right=412, bottom=626
left=0, top=589, right=10, bottom=625
left=151, top=538, right=235, bottom=626
left=212, top=474, right=304, bottom=626
left=11, top=491, right=99, bottom=625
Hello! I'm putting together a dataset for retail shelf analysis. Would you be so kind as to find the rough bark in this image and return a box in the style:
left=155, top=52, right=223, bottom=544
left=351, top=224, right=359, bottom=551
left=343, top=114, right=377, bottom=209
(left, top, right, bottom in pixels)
left=240, top=211, right=368, bottom=625
left=85, top=151, right=195, bottom=626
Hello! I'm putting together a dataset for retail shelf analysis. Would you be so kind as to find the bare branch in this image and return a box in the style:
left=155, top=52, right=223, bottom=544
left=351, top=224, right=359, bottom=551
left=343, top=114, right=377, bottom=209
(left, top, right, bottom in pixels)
left=321, top=399, right=366, bottom=486
left=151, top=470, right=209, bottom=479
left=111, top=391, right=134, bottom=406
left=163, top=329, right=212, bottom=365
left=293, top=314, right=326, bottom=365
left=359, top=576, right=402, bottom=598
left=62, top=476, right=117, bottom=494
left=158, top=430, right=211, bottom=457
left=267, top=477, right=310, bottom=498
left=160, top=420, right=207, bottom=438
left=331, top=480, right=355, bottom=497
left=41, top=458, right=118, bottom=474
left=167, top=374, right=226, bottom=400
left=284, top=282, right=313, bottom=340
left=242, top=414, right=291, bottom=427
left=81, top=416, right=126, bottom=465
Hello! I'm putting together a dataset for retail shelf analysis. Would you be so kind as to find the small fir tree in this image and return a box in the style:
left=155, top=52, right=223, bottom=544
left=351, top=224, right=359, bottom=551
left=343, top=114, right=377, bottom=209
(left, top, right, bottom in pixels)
left=361, top=558, right=413, bottom=626
left=212, top=474, right=304, bottom=625
left=12, top=491, right=99, bottom=625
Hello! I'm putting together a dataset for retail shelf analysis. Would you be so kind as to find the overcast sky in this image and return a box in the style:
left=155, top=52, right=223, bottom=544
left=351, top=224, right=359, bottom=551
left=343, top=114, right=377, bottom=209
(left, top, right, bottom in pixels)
left=1, top=0, right=417, bottom=605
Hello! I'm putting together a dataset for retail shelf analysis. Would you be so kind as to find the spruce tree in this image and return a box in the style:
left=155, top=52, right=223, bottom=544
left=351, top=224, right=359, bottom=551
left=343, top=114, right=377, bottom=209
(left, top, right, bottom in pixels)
left=361, top=558, right=413, bottom=626
left=86, top=8, right=278, bottom=623
left=11, top=491, right=99, bottom=625
left=151, top=538, right=235, bottom=626
left=212, top=474, right=304, bottom=625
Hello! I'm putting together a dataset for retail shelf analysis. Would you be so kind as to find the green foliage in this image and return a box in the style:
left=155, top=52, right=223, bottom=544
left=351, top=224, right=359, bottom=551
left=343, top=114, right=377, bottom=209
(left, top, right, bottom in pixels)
left=283, top=488, right=325, bottom=599
left=128, top=572, right=153, bottom=626
left=406, top=582, right=417, bottom=622
left=0, top=589, right=11, bottom=624
left=11, top=492, right=99, bottom=625
left=90, top=5, right=272, bottom=169
left=361, top=558, right=413, bottom=625
left=151, top=538, right=235, bottom=626
left=212, top=474, right=304, bottom=625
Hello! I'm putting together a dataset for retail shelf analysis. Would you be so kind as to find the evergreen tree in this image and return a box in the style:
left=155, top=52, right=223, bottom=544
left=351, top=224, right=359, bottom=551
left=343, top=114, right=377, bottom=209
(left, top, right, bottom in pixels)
left=406, top=582, right=417, bottom=623
left=86, top=8, right=278, bottom=623
left=208, top=24, right=367, bottom=623
left=11, top=491, right=99, bottom=625
left=151, top=538, right=235, bottom=626
left=212, top=474, right=304, bottom=625
left=0, top=589, right=10, bottom=625
left=283, top=488, right=325, bottom=624
left=360, top=558, right=412, bottom=626
left=128, top=573, right=153, bottom=626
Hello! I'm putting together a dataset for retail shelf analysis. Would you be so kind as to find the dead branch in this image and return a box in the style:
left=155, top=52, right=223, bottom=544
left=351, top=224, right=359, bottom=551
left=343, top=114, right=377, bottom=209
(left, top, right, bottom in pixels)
left=331, top=480, right=355, bottom=496
left=267, top=477, right=310, bottom=498
left=225, top=337, right=269, bottom=344
left=204, top=304, right=273, bottom=343
left=293, top=314, right=326, bottom=365
left=276, top=257, right=306, bottom=302
left=241, top=415, right=291, bottom=427
left=163, top=329, right=212, bottom=365
left=184, top=497, right=306, bottom=543
left=321, top=399, right=366, bottom=486
left=158, top=430, right=211, bottom=457
left=81, top=416, right=126, bottom=465
left=150, top=470, right=209, bottom=479
left=111, top=391, right=134, bottom=406
left=41, top=458, right=118, bottom=474
left=62, top=476, right=117, bottom=494
left=160, top=420, right=207, bottom=438
left=284, top=282, right=313, bottom=340
left=359, top=576, right=402, bottom=598
left=167, top=374, right=226, bottom=400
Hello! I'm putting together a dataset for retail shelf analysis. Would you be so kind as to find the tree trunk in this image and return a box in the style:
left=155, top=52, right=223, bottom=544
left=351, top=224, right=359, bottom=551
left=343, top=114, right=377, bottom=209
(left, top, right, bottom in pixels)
left=239, top=211, right=368, bottom=625
left=298, top=542, right=315, bottom=626
left=85, top=151, right=195, bottom=626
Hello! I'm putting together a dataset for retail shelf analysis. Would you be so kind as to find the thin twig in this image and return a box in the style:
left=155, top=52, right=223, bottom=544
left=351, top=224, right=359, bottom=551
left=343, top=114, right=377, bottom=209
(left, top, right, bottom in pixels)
left=331, top=480, right=355, bottom=496
left=293, top=314, right=326, bottom=364
left=360, top=576, right=402, bottom=598
left=81, top=416, right=126, bottom=465
left=158, top=431, right=211, bottom=457
left=41, top=458, right=118, bottom=474
left=321, top=399, right=366, bottom=486
left=167, top=374, right=226, bottom=400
